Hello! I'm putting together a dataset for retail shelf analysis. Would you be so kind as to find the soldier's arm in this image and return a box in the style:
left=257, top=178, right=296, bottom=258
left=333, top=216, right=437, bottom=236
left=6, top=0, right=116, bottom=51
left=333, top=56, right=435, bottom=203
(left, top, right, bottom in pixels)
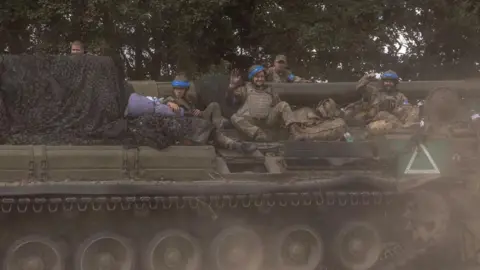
left=186, top=88, right=198, bottom=105
left=367, top=92, right=382, bottom=116
left=226, top=85, right=247, bottom=105
left=356, top=74, right=375, bottom=92
left=357, top=74, right=381, bottom=103
left=270, top=88, right=282, bottom=105
left=159, top=96, right=175, bottom=104
left=265, top=67, right=275, bottom=81
left=396, top=92, right=410, bottom=106
left=288, top=72, right=307, bottom=83
left=273, top=94, right=282, bottom=105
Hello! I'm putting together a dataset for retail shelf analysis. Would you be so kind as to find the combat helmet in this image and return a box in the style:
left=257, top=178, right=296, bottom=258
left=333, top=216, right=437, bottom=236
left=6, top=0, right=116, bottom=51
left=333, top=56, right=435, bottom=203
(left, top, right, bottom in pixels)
left=248, top=65, right=266, bottom=80
left=171, top=73, right=190, bottom=89
left=380, top=70, right=399, bottom=83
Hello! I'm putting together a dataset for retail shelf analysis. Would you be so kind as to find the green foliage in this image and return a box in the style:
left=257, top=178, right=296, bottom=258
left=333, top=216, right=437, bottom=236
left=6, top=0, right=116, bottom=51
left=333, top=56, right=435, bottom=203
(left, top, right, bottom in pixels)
left=1, top=0, right=480, bottom=81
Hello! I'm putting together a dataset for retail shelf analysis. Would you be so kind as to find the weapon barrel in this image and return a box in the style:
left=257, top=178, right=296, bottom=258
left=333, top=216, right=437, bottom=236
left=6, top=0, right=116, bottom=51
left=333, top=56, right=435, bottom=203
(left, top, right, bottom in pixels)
left=269, top=80, right=480, bottom=105
left=130, top=80, right=480, bottom=106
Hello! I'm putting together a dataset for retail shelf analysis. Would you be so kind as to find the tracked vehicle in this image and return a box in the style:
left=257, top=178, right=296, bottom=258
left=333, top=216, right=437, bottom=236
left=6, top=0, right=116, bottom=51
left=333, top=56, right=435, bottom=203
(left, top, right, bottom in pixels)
left=1, top=55, right=479, bottom=270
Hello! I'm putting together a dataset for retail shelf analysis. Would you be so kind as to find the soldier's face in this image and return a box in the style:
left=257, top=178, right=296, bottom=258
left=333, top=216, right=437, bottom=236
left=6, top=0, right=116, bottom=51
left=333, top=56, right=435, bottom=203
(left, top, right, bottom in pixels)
left=173, top=88, right=186, bottom=98
left=274, top=61, right=286, bottom=71
left=253, top=71, right=266, bottom=87
left=382, top=80, right=396, bottom=92
left=71, top=45, right=83, bottom=54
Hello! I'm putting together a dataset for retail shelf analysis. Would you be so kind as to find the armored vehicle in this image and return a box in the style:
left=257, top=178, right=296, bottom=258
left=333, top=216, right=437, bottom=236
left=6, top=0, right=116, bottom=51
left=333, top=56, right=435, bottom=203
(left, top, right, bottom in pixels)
left=0, top=54, right=479, bottom=270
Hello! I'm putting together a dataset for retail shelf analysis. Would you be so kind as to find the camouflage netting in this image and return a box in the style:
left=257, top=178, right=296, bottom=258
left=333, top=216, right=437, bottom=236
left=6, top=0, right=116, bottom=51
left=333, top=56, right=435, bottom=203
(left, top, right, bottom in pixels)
left=0, top=54, right=202, bottom=149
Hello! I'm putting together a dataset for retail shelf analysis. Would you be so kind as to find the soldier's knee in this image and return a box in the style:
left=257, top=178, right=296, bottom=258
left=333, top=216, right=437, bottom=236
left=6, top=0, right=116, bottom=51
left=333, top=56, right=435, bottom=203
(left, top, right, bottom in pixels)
left=367, top=120, right=396, bottom=136
left=277, top=101, right=290, bottom=109
left=209, top=102, right=220, bottom=109
left=374, top=111, right=397, bottom=121
left=333, top=118, right=347, bottom=129
left=230, top=114, right=241, bottom=124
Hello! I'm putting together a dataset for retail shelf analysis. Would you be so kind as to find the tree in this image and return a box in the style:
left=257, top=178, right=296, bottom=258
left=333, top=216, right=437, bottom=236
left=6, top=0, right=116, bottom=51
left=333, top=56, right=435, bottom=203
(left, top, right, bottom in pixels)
left=1, top=0, right=479, bottom=81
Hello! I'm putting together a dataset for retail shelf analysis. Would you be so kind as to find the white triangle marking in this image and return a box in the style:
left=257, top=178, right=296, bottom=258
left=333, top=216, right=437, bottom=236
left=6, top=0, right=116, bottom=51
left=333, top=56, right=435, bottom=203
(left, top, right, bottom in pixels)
left=404, top=143, right=440, bottom=174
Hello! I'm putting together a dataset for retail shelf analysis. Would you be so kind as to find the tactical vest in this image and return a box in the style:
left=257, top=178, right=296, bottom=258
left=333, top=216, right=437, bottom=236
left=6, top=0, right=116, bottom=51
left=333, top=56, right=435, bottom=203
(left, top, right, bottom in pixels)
left=237, top=83, right=274, bottom=119
left=373, top=92, right=403, bottom=112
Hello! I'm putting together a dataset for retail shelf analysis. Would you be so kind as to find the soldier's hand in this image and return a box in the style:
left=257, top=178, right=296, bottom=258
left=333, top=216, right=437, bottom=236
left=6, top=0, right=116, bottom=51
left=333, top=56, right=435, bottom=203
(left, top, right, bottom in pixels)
left=229, top=68, right=242, bottom=88
left=193, top=109, right=202, bottom=116
left=167, top=102, right=179, bottom=112
left=367, top=72, right=377, bottom=79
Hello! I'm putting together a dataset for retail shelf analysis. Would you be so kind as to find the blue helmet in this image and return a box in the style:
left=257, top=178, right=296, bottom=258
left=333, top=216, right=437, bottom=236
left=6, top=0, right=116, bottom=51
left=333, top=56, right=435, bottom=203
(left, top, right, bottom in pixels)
left=248, top=65, right=266, bottom=80
left=171, top=74, right=190, bottom=89
left=380, top=70, right=399, bottom=82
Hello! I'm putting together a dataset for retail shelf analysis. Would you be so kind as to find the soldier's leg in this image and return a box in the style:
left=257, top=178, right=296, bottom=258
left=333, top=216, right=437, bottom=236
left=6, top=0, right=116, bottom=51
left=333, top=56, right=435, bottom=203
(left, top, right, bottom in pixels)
left=202, top=102, right=228, bottom=129
left=212, top=130, right=257, bottom=153
left=342, top=101, right=359, bottom=117
left=316, top=98, right=341, bottom=119
left=343, top=101, right=367, bottom=125
left=393, top=105, right=420, bottom=127
left=366, top=111, right=402, bottom=136
left=266, top=101, right=296, bottom=127
left=230, top=113, right=267, bottom=141
left=290, top=118, right=347, bottom=141
left=352, top=112, right=368, bottom=125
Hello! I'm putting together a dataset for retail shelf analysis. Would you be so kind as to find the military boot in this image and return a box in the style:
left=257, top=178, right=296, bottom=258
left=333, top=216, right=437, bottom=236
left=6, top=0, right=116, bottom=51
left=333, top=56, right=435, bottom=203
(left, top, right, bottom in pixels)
left=231, top=141, right=257, bottom=154
left=288, top=123, right=300, bottom=133
left=218, top=118, right=233, bottom=129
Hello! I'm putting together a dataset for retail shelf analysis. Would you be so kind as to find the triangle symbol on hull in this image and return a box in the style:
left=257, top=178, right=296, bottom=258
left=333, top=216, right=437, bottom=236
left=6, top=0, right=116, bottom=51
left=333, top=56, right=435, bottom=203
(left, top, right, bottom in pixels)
left=404, top=143, right=440, bottom=174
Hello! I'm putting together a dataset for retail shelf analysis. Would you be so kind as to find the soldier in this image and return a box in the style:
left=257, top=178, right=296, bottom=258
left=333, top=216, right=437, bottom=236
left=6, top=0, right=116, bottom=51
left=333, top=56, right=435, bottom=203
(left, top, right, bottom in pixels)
left=342, top=71, right=384, bottom=125
left=348, top=70, right=419, bottom=136
left=289, top=98, right=348, bottom=141
left=70, top=40, right=85, bottom=54
left=266, top=55, right=310, bottom=83
left=228, top=65, right=298, bottom=141
left=124, top=74, right=256, bottom=153
left=160, top=73, right=229, bottom=129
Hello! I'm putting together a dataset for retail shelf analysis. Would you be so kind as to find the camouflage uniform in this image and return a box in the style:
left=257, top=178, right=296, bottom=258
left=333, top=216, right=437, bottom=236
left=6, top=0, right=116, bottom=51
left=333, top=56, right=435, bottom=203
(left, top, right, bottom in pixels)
left=162, top=74, right=226, bottom=129
left=342, top=73, right=383, bottom=124
left=290, top=98, right=348, bottom=140
left=266, top=55, right=307, bottom=83
left=366, top=91, right=419, bottom=135
left=345, top=70, right=419, bottom=136
left=230, top=65, right=297, bottom=141
left=166, top=74, right=255, bottom=153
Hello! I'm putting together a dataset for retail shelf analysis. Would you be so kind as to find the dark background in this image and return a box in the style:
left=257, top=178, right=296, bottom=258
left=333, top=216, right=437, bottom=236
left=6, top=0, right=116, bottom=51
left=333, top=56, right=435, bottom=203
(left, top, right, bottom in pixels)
left=1, top=0, right=479, bottom=81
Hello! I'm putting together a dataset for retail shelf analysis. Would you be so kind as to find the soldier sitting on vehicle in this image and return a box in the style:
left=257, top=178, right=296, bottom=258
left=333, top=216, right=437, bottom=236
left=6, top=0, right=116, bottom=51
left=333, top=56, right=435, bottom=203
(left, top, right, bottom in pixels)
left=124, top=73, right=256, bottom=153
left=266, top=55, right=311, bottom=83
left=343, top=70, right=419, bottom=136
left=159, top=73, right=230, bottom=129
left=289, top=98, right=348, bottom=141
left=227, top=65, right=299, bottom=141
left=125, top=74, right=229, bottom=128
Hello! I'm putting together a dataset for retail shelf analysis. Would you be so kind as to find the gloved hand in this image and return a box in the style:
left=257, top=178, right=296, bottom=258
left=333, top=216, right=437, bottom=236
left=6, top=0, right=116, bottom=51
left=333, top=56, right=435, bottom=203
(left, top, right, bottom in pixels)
left=367, top=72, right=377, bottom=78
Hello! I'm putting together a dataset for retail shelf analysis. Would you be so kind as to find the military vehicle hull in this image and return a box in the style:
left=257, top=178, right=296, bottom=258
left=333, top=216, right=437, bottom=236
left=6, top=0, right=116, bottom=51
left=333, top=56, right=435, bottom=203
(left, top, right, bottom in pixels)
left=0, top=130, right=475, bottom=270
left=1, top=54, right=479, bottom=270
